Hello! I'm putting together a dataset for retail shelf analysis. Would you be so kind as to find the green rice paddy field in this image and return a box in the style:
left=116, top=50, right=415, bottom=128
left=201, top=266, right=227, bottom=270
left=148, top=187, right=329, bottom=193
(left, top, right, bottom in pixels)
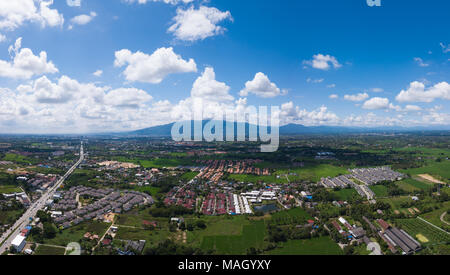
left=200, top=220, right=267, bottom=255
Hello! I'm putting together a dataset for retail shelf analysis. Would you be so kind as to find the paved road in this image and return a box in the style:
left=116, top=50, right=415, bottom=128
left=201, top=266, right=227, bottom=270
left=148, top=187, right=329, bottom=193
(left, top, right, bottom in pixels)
left=440, top=212, right=450, bottom=226
left=0, top=142, right=85, bottom=254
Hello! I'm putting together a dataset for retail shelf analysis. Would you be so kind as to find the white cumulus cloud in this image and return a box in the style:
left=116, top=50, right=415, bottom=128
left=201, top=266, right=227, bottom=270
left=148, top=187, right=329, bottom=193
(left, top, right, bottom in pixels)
left=303, top=54, right=341, bottom=70
left=168, top=6, right=232, bottom=42
left=240, top=72, right=287, bottom=98
left=396, top=81, right=450, bottom=103
left=0, top=37, right=58, bottom=79
left=344, top=93, right=369, bottom=102
left=114, top=47, right=197, bottom=84
left=0, top=0, right=64, bottom=31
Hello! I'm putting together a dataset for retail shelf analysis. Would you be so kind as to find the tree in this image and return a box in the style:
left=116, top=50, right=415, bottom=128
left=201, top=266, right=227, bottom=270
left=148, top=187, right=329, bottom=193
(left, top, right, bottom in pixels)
left=196, top=220, right=207, bottom=229
left=43, top=223, right=57, bottom=239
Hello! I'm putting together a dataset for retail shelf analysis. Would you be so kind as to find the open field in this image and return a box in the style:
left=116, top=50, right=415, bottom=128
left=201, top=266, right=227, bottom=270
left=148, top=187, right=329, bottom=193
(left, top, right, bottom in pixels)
left=418, top=174, right=446, bottom=185
left=333, top=188, right=358, bottom=201
left=401, top=161, right=450, bottom=183
left=270, top=208, right=312, bottom=226
left=266, top=236, right=343, bottom=255
left=0, top=185, right=21, bottom=194
left=420, top=201, right=450, bottom=229
left=36, top=221, right=110, bottom=247
left=396, top=218, right=450, bottom=246
left=0, top=209, right=24, bottom=226
left=181, top=171, right=200, bottom=181
left=200, top=220, right=267, bottom=255
left=2, top=153, right=35, bottom=164
left=379, top=196, right=412, bottom=211
left=370, top=185, right=389, bottom=197
left=115, top=208, right=170, bottom=228
left=115, top=226, right=173, bottom=249
left=34, top=244, right=66, bottom=255
left=396, top=178, right=433, bottom=192
left=229, top=164, right=348, bottom=184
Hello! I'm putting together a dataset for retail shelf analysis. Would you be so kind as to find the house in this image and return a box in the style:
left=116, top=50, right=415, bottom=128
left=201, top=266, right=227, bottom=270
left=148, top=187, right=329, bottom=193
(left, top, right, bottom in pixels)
left=102, top=239, right=112, bottom=246
left=349, top=227, right=366, bottom=239
left=11, top=235, right=26, bottom=252
left=125, top=240, right=146, bottom=254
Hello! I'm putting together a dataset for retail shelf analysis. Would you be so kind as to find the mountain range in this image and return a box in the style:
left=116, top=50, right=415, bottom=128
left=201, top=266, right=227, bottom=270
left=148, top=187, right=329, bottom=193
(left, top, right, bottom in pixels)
left=116, top=121, right=450, bottom=137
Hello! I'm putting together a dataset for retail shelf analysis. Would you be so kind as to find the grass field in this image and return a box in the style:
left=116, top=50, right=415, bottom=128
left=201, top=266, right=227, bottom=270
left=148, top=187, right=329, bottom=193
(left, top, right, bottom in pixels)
left=2, top=153, right=34, bottom=164
left=396, top=178, right=433, bottom=192
left=401, top=161, right=450, bottom=182
left=370, top=185, right=389, bottom=197
left=132, top=186, right=161, bottom=196
left=396, top=218, right=450, bottom=246
left=38, top=221, right=110, bottom=247
left=333, top=188, right=358, bottom=201
left=270, top=208, right=312, bottom=226
left=200, top=220, right=267, bottom=255
left=419, top=201, right=450, bottom=229
left=266, top=236, right=343, bottom=255
left=34, top=244, right=66, bottom=255
left=0, top=185, right=21, bottom=194
left=115, top=208, right=170, bottom=228
left=0, top=209, right=24, bottom=226
left=379, top=196, right=412, bottom=211
left=115, top=226, right=173, bottom=249
left=228, top=164, right=348, bottom=184
left=181, top=171, right=199, bottom=181
left=113, top=157, right=194, bottom=169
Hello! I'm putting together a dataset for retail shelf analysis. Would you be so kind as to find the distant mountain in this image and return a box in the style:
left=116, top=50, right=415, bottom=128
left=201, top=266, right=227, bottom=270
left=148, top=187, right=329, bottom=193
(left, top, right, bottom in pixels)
left=120, top=121, right=450, bottom=138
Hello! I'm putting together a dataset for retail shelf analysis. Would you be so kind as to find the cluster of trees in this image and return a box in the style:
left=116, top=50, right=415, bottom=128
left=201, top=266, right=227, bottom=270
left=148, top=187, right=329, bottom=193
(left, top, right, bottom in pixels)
left=179, top=220, right=207, bottom=232
left=143, top=239, right=209, bottom=255
left=148, top=205, right=194, bottom=218
left=267, top=224, right=328, bottom=243
left=29, top=210, right=57, bottom=243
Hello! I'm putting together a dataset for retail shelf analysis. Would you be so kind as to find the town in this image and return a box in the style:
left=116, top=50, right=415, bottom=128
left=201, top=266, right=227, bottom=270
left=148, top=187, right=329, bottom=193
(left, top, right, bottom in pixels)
left=0, top=134, right=448, bottom=255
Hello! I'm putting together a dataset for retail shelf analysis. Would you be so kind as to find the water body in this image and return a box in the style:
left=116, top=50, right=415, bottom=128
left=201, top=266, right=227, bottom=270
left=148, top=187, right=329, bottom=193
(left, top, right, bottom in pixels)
left=254, top=204, right=279, bottom=214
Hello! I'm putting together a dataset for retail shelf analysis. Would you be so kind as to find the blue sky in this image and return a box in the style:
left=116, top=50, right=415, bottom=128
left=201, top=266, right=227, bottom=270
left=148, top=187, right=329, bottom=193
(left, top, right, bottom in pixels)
left=0, top=0, right=449, bottom=133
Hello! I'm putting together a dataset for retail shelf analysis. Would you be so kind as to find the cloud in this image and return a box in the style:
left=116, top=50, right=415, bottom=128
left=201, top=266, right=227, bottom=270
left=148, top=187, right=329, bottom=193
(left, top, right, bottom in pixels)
left=0, top=33, right=5, bottom=42
left=370, top=88, right=384, bottom=93
left=303, top=54, right=341, bottom=70
left=0, top=74, right=161, bottom=133
left=93, top=70, right=103, bottom=77
left=0, top=37, right=58, bottom=79
left=0, top=0, right=64, bottom=32
left=329, top=94, right=338, bottom=99
left=395, top=81, right=450, bottom=103
left=362, top=97, right=390, bottom=110
left=191, top=67, right=233, bottom=102
left=306, top=78, right=324, bottom=83
left=240, top=72, right=287, bottom=98
left=413, top=57, right=429, bottom=67
left=344, top=93, right=369, bottom=102
left=440, top=42, right=450, bottom=53
left=124, top=0, right=193, bottom=4
left=326, top=84, right=336, bottom=88
left=403, top=105, right=422, bottom=112
left=67, top=0, right=81, bottom=7
left=114, top=47, right=197, bottom=84
left=281, top=102, right=339, bottom=125
left=69, top=12, right=97, bottom=29
left=168, top=6, right=232, bottom=41
left=104, top=88, right=153, bottom=108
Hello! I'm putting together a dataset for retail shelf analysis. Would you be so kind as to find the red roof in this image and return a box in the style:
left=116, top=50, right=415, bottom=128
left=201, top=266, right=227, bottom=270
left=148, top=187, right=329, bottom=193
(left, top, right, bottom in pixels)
left=102, top=239, right=112, bottom=245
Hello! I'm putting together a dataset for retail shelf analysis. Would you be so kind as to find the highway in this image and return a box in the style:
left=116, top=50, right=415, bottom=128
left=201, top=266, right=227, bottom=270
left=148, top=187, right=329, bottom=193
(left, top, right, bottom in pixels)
left=0, top=142, right=85, bottom=254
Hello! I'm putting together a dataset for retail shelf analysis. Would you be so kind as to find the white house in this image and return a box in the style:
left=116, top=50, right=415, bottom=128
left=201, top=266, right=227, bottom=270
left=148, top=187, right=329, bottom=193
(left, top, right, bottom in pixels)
left=11, top=235, right=26, bottom=252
